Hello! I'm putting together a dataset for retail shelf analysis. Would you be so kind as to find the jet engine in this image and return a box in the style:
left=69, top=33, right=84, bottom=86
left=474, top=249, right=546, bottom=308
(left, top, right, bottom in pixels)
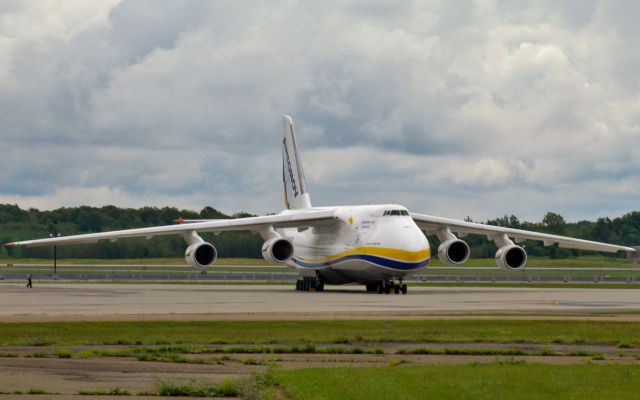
left=261, top=237, right=294, bottom=264
left=495, top=244, right=527, bottom=270
left=184, top=242, right=217, bottom=269
left=437, top=239, right=470, bottom=265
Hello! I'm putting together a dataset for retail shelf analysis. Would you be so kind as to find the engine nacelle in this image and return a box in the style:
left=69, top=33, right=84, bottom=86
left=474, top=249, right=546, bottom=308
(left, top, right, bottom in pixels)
left=261, top=237, right=294, bottom=264
left=495, top=244, right=527, bottom=271
left=184, top=242, right=217, bottom=269
left=437, top=239, right=470, bottom=265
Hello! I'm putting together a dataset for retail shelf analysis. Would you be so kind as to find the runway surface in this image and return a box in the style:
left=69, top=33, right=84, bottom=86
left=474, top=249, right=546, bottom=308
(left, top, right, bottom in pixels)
left=2, top=283, right=640, bottom=319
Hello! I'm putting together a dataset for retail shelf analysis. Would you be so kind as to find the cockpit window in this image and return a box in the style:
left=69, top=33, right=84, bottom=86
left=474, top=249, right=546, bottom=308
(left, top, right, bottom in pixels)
left=383, top=210, right=409, bottom=216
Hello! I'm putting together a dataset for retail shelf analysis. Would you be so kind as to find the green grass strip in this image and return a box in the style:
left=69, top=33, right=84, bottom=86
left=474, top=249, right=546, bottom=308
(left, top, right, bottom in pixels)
left=277, top=363, right=640, bottom=400
left=77, top=387, right=131, bottom=396
left=156, top=379, right=241, bottom=397
left=0, top=320, right=639, bottom=347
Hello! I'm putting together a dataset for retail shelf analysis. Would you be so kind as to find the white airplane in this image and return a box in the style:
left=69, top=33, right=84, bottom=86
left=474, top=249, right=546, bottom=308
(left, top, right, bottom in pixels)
left=6, top=116, right=636, bottom=294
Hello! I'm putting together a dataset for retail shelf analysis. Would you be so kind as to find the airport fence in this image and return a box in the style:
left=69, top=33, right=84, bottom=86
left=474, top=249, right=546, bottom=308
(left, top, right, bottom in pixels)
left=2, top=264, right=640, bottom=284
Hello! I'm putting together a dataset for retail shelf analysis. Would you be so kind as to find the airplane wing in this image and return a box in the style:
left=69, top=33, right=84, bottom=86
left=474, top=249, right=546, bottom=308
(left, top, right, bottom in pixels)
left=174, top=218, right=213, bottom=224
left=411, top=213, right=636, bottom=253
left=5, top=210, right=337, bottom=248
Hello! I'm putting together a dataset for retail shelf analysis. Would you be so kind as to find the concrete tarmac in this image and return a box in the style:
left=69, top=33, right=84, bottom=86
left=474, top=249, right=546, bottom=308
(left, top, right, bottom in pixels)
left=2, top=283, right=640, bottom=319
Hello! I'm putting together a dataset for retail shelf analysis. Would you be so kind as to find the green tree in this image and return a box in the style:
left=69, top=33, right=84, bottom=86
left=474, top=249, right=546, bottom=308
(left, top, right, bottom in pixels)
left=541, top=212, right=566, bottom=234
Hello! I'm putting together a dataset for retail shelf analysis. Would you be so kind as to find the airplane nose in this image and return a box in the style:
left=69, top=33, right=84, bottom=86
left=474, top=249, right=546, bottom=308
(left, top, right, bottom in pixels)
left=374, top=219, right=430, bottom=256
left=405, top=227, right=430, bottom=252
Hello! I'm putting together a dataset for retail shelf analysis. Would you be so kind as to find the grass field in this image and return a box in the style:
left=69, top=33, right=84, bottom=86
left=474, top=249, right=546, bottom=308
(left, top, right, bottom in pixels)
left=1, top=319, right=639, bottom=346
left=1, top=318, right=640, bottom=398
left=275, top=363, right=640, bottom=400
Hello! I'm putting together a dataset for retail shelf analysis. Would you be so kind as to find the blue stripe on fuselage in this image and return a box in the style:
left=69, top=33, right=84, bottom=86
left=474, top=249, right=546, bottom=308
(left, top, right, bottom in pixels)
left=292, top=254, right=429, bottom=271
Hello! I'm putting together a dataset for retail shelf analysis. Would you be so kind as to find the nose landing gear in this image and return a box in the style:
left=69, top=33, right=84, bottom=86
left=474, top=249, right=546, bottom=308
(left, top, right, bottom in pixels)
left=371, top=279, right=407, bottom=294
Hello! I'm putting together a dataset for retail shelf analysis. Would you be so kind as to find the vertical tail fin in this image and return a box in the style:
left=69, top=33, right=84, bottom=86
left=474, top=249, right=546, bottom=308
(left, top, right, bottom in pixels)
left=282, top=115, right=312, bottom=209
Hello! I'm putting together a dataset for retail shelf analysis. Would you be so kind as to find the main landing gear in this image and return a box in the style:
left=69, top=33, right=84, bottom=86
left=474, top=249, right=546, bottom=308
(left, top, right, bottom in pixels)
left=366, top=280, right=407, bottom=294
left=295, top=276, right=324, bottom=292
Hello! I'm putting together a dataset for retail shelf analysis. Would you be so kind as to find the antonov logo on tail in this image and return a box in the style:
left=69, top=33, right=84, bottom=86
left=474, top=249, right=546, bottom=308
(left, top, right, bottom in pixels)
left=5, top=115, right=636, bottom=295
left=283, top=137, right=298, bottom=197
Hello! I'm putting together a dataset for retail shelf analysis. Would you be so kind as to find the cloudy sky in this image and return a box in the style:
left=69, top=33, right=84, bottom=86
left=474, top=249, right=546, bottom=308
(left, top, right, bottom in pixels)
left=1, top=0, right=638, bottom=222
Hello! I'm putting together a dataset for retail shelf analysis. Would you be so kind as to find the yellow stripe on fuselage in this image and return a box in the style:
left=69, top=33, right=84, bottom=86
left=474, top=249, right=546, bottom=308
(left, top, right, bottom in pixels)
left=303, top=247, right=431, bottom=263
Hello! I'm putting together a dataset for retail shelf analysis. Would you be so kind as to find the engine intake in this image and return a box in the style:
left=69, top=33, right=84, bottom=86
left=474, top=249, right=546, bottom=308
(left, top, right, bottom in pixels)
left=185, top=242, right=217, bottom=269
left=495, top=245, right=527, bottom=270
left=262, top=237, right=294, bottom=264
left=437, top=239, right=470, bottom=265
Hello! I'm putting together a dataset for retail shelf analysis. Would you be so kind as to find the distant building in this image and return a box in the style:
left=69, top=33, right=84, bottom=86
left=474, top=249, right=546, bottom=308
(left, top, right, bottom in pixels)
left=629, top=247, right=640, bottom=264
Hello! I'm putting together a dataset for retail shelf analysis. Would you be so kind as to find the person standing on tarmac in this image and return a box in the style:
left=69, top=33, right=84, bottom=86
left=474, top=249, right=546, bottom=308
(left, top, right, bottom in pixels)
left=26, top=273, right=32, bottom=288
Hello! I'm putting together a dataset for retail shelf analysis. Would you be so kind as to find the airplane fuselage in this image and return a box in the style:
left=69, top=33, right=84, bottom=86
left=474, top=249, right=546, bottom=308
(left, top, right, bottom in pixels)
left=280, top=204, right=431, bottom=284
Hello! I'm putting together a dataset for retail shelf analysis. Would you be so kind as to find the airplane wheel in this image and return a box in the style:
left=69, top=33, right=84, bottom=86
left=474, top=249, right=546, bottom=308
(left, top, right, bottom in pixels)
left=401, top=284, right=407, bottom=294
left=384, top=283, right=392, bottom=294
left=296, top=280, right=301, bottom=291
left=377, top=282, right=383, bottom=294
left=366, top=283, right=377, bottom=292
left=394, top=284, right=400, bottom=294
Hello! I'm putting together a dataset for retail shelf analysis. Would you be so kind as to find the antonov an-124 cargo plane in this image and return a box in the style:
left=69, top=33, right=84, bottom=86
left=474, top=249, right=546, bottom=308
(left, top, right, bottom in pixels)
left=6, top=116, right=636, bottom=294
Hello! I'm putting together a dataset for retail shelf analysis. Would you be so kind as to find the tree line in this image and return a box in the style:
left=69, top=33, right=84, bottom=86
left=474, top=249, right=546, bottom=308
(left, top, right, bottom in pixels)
left=457, top=211, right=639, bottom=259
left=0, top=204, right=638, bottom=260
left=0, top=204, right=262, bottom=259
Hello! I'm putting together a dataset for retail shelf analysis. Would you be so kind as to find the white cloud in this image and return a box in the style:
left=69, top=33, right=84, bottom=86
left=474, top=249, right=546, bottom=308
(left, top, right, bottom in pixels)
left=1, top=0, right=639, bottom=222
left=0, top=0, right=119, bottom=41
left=0, top=185, right=214, bottom=213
